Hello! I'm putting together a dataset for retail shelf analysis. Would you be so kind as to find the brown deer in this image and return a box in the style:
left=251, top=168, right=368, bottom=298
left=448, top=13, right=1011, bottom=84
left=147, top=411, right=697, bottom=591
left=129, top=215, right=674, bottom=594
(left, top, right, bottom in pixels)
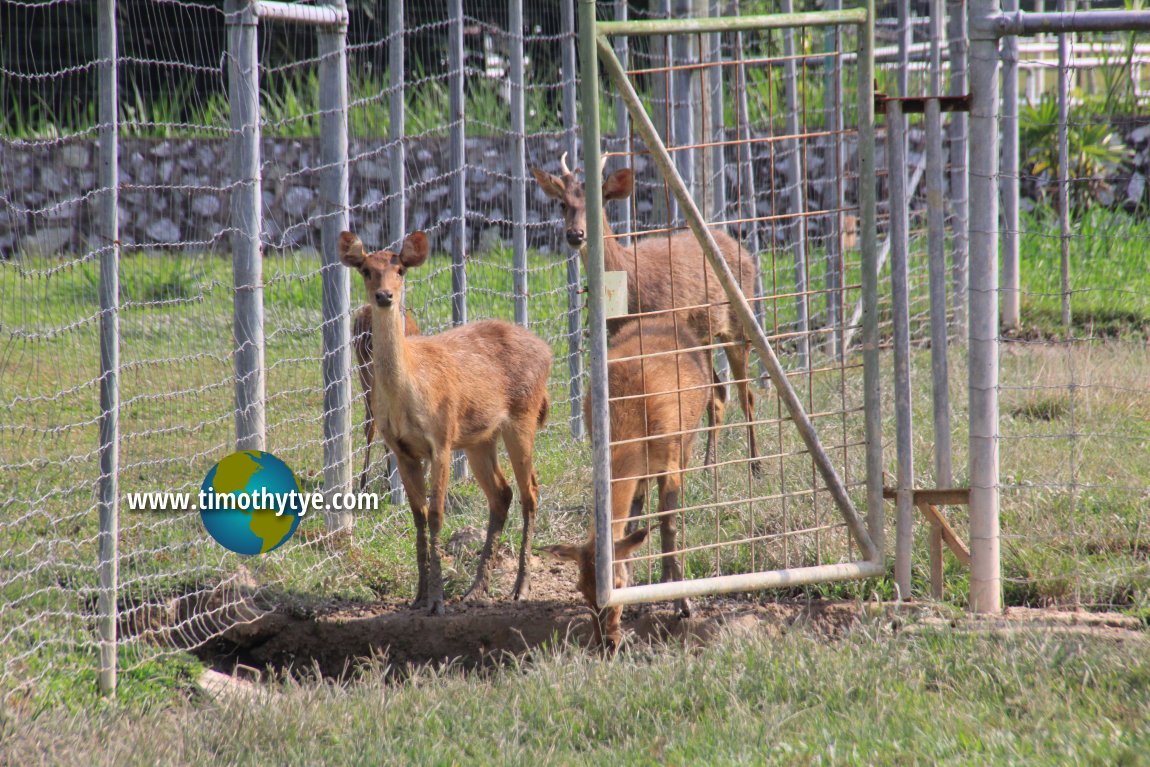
left=340, top=230, right=552, bottom=615
left=351, top=304, right=420, bottom=491
left=533, top=153, right=761, bottom=474
left=543, top=317, right=711, bottom=648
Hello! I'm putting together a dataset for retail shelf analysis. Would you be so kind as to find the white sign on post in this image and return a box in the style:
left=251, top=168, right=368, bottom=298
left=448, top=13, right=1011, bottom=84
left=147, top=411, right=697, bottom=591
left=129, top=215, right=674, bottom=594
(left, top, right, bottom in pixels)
left=604, top=270, right=628, bottom=319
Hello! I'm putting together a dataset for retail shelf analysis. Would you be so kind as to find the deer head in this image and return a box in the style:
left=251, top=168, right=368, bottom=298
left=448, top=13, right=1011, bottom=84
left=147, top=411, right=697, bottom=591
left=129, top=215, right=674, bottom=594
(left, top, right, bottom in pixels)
left=532, top=152, right=634, bottom=250
left=339, top=231, right=429, bottom=309
left=542, top=527, right=648, bottom=649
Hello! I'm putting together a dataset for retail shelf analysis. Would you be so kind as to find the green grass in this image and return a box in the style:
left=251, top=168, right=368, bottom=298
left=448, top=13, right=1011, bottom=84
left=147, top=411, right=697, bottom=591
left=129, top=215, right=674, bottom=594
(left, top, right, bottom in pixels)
left=2, top=205, right=1149, bottom=750
left=1016, top=206, right=1150, bottom=338
left=3, top=625, right=1149, bottom=766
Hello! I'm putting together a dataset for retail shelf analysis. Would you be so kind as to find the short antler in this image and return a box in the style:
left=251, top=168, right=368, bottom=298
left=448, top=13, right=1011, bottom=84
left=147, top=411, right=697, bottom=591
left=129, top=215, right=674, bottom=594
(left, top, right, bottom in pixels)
left=559, top=151, right=572, bottom=177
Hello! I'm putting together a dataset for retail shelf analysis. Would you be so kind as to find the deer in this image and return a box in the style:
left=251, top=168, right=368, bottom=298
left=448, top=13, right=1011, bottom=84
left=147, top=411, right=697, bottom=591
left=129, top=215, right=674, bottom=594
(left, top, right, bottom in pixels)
left=533, top=153, right=761, bottom=475
left=543, top=317, right=711, bottom=649
left=340, top=229, right=553, bottom=616
left=351, top=303, right=420, bottom=491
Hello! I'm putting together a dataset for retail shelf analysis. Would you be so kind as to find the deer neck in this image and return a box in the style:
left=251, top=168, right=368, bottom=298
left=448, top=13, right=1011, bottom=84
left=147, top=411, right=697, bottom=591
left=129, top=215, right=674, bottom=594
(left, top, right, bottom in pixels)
left=370, top=304, right=414, bottom=398
left=578, top=211, right=629, bottom=274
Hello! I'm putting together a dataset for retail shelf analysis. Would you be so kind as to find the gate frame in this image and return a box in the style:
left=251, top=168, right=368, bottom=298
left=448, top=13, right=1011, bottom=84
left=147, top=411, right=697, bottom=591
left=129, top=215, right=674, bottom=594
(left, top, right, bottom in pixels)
left=577, top=1, right=884, bottom=610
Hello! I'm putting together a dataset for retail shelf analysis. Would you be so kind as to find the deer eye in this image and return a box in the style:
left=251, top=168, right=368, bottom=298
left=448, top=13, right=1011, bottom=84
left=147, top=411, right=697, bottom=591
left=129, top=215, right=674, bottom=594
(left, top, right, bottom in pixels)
left=360, top=268, right=370, bottom=277
left=560, top=202, right=568, bottom=212
left=397, top=267, right=405, bottom=276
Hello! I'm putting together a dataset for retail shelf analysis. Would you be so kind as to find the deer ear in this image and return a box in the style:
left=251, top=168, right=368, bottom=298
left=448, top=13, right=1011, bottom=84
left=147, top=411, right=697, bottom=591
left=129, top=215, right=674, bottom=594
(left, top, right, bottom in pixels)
left=400, top=232, right=429, bottom=268
left=532, top=168, right=565, bottom=199
left=539, top=543, right=583, bottom=562
left=602, top=168, right=634, bottom=201
left=338, top=232, right=366, bottom=268
left=614, top=527, right=649, bottom=559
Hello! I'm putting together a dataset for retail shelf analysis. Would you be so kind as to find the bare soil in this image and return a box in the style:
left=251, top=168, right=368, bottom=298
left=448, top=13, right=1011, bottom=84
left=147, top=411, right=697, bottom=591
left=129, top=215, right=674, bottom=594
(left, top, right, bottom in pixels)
left=121, top=551, right=1145, bottom=683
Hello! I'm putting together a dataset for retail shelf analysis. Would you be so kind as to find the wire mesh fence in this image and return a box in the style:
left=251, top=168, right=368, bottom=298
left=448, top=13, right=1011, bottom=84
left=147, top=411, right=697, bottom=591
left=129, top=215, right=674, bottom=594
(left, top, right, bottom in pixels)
left=3, top=0, right=1150, bottom=701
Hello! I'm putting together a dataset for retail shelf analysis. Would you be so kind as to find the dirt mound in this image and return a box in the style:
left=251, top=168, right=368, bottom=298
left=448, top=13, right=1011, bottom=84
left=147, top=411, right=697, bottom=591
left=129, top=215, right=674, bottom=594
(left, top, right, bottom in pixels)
left=191, top=557, right=862, bottom=679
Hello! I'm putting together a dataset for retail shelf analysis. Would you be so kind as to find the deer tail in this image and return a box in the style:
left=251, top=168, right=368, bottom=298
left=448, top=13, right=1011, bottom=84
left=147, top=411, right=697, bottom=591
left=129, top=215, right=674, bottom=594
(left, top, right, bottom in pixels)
left=537, top=392, right=550, bottom=428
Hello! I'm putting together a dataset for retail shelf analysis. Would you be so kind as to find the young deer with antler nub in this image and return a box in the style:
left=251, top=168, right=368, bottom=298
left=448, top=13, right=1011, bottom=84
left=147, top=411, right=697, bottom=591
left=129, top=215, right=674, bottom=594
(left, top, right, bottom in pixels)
left=533, top=153, right=761, bottom=474
left=341, top=230, right=552, bottom=615
left=544, top=317, right=711, bottom=648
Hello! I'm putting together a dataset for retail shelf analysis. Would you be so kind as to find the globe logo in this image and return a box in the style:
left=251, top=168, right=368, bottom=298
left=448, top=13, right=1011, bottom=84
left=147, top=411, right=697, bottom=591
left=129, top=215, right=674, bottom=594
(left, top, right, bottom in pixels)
left=199, top=451, right=303, bottom=555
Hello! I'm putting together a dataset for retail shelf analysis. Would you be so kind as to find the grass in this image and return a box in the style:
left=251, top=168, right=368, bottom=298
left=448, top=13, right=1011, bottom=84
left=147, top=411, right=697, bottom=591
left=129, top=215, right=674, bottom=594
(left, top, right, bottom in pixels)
left=3, top=624, right=1149, bottom=765
left=1, top=203, right=1149, bottom=757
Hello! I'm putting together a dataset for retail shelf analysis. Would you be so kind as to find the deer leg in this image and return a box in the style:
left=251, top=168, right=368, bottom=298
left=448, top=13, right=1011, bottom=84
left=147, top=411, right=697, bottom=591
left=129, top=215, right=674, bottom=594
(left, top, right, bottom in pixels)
left=396, top=456, right=430, bottom=609
left=358, top=415, right=374, bottom=492
left=657, top=471, right=691, bottom=617
left=462, top=442, right=513, bottom=600
left=424, top=452, right=451, bottom=616
left=725, top=341, right=760, bottom=477
left=625, top=490, right=647, bottom=535
left=502, top=422, right=540, bottom=600
left=705, top=365, right=728, bottom=470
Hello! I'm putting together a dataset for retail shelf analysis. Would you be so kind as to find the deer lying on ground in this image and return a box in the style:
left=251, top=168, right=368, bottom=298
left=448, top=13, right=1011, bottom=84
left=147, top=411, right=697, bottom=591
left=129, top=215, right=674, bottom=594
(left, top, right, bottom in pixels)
left=533, top=153, right=761, bottom=474
left=351, top=304, right=420, bottom=491
left=543, top=317, right=711, bottom=648
left=341, top=230, right=552, bottom=615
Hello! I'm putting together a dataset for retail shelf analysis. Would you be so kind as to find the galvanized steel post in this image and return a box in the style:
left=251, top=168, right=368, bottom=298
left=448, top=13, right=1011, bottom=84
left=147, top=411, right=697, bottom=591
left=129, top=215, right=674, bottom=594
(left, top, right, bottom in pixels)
left=319, top=0, right=353, bottom=531
left=227, top=0, right=266, bottom=453
left=886, top=99, right=915, bottom=600
left=97, top=0, right=120, bottom=697
left=968, top=0, right=1003, bottom=614
left=562, top=0, right=585, bottom=441
left=580, top=0, right=615, bottom=609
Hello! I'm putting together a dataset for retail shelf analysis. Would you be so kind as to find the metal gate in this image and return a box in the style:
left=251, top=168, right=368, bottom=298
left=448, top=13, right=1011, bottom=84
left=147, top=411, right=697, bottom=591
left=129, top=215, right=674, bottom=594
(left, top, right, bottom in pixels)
left=574, top=3, right=884, bottom=609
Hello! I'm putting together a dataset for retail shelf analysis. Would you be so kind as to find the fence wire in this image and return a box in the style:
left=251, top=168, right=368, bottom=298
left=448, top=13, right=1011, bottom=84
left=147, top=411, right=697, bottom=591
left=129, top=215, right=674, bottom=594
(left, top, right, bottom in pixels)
left=3, top=0, right=1149, bottom=703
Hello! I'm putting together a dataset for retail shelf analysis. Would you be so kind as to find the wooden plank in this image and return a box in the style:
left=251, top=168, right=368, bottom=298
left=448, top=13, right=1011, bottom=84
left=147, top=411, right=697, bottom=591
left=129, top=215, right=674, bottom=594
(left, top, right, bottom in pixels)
left=882, top=487, right=971, bottom=506
left=916, top=502, right=971, bottom=568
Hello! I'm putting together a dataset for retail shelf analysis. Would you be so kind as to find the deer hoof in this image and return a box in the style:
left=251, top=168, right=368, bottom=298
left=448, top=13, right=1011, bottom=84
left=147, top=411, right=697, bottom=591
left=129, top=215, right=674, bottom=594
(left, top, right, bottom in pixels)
left=512, top=578, right=531, bottom=601
left=749, top=459, right=763, bottom=478
left=676, top=598, right=693, bottom=618
left=427, top=598, right=446, bottom=616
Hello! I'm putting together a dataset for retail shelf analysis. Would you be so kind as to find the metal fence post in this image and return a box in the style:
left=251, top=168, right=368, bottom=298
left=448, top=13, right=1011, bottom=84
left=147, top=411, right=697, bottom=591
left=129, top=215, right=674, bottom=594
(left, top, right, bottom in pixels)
left=1001, top=0, right=1022, bottom=331
left=781, top=0, right=810, bottom=370
left=227, top=0, right=266, bottom=453
left=948, top=0, right=970, bottom=339
left=447, top=0, right=470, bottom=481
left=320, top=0, right=353, bottom=531
left=1057, top=0, right=1072, bottom=330
left=707, top=0, right=727, bottom=224
left=578, top=0, right=614, bottom=609
left=887, top=100, right=915, bottom=600
left=824, top=0, right=844, bottom=361
left=511, top=0, right=529, bottom=327
left=858, top=0, right=884, bottom=558
left=927, top=0, right=954, bottom=599
left=732, top=16, right=766, bottom=360
left=387, top=0, right=408, bottom=503
left=671, top=0, right=695, bottom=221
left=968, top=0, right=1002, bottom=614
left=97, top=0, right=119, bottom=697
left=562, top=0, right=584, bottom=441
left=613, top=0, right=632, bottom=242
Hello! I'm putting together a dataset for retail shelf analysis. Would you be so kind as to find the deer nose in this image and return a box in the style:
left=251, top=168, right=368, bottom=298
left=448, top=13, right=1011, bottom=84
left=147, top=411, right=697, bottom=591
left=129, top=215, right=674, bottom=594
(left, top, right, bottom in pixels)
left=374, top=290, right=394, bottom=307
left=566, top=228, right=585, bottom=247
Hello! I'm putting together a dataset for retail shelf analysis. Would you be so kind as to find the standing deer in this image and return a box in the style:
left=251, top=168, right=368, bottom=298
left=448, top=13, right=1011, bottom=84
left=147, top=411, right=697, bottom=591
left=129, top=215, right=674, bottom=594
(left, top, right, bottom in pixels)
left=340, top=230, right=552, bottom=615
left=533, top=153, right=761, bottom=474
left=543, top=317, right=711, bottom=648
left=351, top=303, right=420, bottom=491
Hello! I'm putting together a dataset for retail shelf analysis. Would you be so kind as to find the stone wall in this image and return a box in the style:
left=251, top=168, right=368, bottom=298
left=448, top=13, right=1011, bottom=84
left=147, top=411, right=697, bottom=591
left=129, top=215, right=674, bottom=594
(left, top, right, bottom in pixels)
left=3, top=124, right=1148, bottom=259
